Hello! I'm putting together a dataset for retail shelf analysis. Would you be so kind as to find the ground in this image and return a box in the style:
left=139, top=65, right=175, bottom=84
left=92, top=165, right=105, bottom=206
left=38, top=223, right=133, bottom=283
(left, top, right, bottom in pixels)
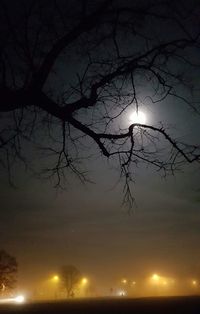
left=0, top=296, right=200, bottom=314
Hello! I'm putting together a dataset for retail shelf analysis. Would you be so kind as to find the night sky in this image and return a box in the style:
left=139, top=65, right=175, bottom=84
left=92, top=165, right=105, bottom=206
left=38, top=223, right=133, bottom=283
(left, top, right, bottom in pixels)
left=1, top=152, right=200, bottom=292
left=1, top=0, right=200, bottom=297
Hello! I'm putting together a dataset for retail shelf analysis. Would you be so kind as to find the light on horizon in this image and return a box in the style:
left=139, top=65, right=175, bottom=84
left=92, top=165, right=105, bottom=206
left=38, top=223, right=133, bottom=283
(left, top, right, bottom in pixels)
left=14, top=295, right=25, bottom=303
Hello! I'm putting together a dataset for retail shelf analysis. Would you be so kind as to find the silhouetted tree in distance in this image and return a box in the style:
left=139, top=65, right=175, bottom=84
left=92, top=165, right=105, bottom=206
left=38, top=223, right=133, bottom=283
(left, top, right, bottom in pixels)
left=0, top=250, right=17, bottom=295
left=0, top=0, right=200, bottom=206
left=59, top=265, right=81, bottom=298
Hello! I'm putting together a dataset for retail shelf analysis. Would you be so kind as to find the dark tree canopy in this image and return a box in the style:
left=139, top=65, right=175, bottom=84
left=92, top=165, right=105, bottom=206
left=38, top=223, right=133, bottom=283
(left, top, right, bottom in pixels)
left=59, top=265, right=81, bottom=297
left=0, top=250, right=17, bottom=295
left=0, top=0, right=200, bottom=206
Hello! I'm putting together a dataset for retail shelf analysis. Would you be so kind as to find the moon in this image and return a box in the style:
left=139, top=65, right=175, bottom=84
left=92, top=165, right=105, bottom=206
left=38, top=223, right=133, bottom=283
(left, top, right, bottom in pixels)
left=129, top=111, right=146, bottom=124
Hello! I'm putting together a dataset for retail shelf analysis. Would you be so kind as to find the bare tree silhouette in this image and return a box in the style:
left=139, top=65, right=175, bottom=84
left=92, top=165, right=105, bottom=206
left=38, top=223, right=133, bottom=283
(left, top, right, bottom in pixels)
left=0, top=0, right=200, bottom=206
left=59, top=265, right=81, bottom=298
left=0, top=250, right=17, bottom=295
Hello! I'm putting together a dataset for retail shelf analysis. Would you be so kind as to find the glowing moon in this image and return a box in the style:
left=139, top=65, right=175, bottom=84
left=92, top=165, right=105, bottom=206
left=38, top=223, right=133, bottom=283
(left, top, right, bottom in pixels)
left=129, top=111, right=146, bottom=124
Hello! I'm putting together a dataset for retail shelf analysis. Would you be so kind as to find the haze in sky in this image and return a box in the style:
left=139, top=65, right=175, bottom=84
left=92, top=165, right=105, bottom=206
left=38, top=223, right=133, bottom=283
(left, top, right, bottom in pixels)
left=0, top=0, right=200, bottom=298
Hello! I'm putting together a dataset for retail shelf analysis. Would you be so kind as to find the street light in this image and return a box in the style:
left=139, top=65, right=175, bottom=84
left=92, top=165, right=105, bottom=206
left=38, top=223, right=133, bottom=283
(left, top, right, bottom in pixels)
left=192, top=280, right=197, bottom=286
left=151, top=274, right=160, bottom=282
left=81, top=278, right=88, bottom=285
left=52, top=275, right=59, bottom=282
left=51, top=275, right=60, bottom=300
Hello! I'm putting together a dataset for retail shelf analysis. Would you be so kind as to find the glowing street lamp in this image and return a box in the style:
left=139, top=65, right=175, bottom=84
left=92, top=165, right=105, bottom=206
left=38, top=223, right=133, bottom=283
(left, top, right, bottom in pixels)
left=52, top=275, right=59, bottom=282
left=192, top=280, right=197, bottom=286
left=81, top=277, right=88, bottom=285
left=121, top=279, right=127, bottom=284
left=51, top=275, right=60, bottom=299
left=151, top=274, right=160, bottom=283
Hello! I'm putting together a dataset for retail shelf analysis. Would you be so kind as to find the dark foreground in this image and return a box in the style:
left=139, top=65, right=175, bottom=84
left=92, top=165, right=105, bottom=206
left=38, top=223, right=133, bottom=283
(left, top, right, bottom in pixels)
left=1, top=296, right=200, bottom=314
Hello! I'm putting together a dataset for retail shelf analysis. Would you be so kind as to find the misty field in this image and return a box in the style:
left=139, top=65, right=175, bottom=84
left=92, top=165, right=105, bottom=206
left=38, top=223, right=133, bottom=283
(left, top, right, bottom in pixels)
left=0, top=296, right=200, bottom=314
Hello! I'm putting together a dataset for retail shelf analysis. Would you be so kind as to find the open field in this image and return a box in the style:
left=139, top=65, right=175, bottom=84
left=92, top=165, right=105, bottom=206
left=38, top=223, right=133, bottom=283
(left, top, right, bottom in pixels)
left=0, top=296, right=200, bottom=314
